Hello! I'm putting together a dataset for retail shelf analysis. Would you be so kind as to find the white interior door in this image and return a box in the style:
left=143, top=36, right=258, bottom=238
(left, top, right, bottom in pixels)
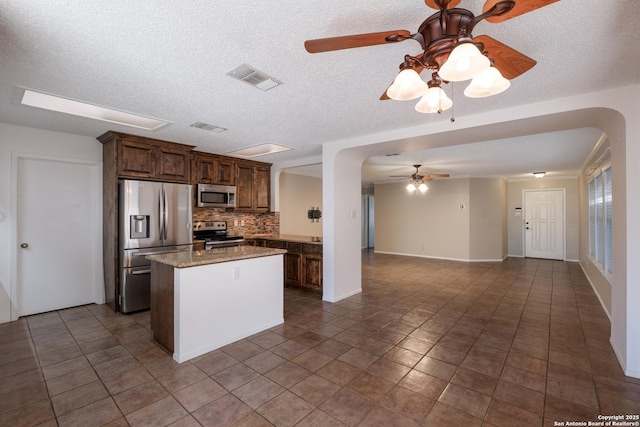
left=16, top=156, right=100, bottom=317
left=524, top=189, right=564, bottom=260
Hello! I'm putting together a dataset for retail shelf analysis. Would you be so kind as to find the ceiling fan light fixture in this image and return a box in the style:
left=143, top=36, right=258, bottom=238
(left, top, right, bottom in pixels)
left=406, top=182, right=417, bottom=192
left=464, top=66, right=510, bottom=98
left=437, top=42, right=490, bottom=82
left=415, top=86, right=452, bottom=113
left=387, top=69, right=429, bottom=101
left=418, top=182, right=428, bottom=192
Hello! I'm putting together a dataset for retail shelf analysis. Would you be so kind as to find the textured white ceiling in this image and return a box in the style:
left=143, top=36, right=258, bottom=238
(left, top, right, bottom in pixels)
left=1, top=1, right=638, bottom=181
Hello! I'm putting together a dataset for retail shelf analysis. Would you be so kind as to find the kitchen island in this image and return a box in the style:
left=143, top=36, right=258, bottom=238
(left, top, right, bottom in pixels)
left=147, top=246, right=286, bottom=363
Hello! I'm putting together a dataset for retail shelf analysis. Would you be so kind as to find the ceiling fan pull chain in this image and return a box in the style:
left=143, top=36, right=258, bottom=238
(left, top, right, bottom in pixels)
left=450, top=83, right=456, bottom=122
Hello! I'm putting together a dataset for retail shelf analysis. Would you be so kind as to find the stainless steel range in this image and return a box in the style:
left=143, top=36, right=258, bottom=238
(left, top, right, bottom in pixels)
left=193, top=220, right=245, bottom=249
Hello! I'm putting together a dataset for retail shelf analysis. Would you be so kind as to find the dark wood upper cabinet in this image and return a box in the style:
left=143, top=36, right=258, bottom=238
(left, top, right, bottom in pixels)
left=192, top=153, right=216, bottom=184
left=234, top=161, right=270, bottom=212
left=217, top=158, right=235, bottom=185
left=100, top=131, right=193, bottom=183
left=156, top=145, right=191, bottom=182
left=235, top=162, right=255, bottom=210
left=191, top=152, right=236, bottom=186
left=254, top=166, right=270, bottom=211
left=116, top=137, right=155, bottom=178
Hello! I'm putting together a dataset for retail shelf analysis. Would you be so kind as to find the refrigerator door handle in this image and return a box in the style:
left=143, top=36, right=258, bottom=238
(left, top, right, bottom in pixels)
left=158, top=188, right=164, bottom=239
left=163, top=188, right=168, bottom=240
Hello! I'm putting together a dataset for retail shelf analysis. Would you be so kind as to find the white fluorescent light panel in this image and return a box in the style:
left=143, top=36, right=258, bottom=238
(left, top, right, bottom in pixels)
left=20, top=89, right=171, bottom=131
left=227, top=142, right=292, bottom=158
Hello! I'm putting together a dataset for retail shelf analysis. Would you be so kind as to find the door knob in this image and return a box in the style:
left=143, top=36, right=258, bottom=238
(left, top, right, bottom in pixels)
left=20, top=243, right=29, bottom=248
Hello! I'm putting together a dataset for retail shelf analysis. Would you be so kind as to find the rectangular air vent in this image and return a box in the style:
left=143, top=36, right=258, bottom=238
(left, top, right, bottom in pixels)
left=227, top=64, right=283, bottom=91
left=190, top=122, right=227, bottom=132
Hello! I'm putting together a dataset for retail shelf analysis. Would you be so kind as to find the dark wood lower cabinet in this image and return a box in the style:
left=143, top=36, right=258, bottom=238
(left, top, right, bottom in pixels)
left=285, top=252, right=302, bottom=287
left=247, top=238, right=322, bottom=294
left=301, top=254, right=322, bottom=293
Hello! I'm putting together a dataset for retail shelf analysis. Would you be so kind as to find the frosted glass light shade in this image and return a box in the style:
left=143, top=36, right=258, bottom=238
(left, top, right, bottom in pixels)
left=464, top=67, right=510, bottom=98
left=418, top=183, right=428, bottom=192
left=415, top=86, right=452, bottom=113
left=407, top=182, right=417, bottom=191
left=438, top=43, right=490, bottom=82
left=387, top=69, right=429, bottom=100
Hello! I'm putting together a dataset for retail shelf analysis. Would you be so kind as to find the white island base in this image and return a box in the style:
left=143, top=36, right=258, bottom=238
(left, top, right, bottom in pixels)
left=149, top=250, right=284, bottom=363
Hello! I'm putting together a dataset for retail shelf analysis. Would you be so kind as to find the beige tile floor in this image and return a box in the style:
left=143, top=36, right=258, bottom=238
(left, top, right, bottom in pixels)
left=1, top=252, right=639, bottom=426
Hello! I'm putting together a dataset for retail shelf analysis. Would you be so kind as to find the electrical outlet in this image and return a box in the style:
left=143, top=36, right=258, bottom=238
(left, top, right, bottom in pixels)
left=232, top=266, right=240, bottom=280
left=241, top=220, right=245, bottom=226
left=234, top=220, right=238, bottom=226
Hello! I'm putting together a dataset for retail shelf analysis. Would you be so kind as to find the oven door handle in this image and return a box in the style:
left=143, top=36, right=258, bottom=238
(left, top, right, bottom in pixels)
left=131, top=268, right=151, bottom=275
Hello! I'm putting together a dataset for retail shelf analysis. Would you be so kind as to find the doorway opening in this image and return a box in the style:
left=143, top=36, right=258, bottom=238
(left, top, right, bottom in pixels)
left=362, top=194, right=375, bottom=249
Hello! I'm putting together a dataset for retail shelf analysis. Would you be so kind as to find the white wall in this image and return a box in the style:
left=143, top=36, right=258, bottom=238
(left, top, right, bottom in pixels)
left=374, top=179, right=470, bottom=260
left=278, top=172, right=322, bottom=236
left=0, top=123, right=103, bottom=323
left=469, top=178, right=506, bottom=261
left=374, top=178, right=505, bottom=261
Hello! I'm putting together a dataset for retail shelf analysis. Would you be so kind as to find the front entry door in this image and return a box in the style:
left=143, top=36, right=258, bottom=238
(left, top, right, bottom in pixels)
left=524, top=190, right=564, bottom=260
left=16, top=156, right=100, bottom=317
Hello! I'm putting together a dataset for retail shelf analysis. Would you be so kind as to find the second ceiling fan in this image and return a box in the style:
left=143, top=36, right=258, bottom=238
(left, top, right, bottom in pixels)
left=305, top=0, right=559, bottom=113
left=391, top=164, right=450, bottom=193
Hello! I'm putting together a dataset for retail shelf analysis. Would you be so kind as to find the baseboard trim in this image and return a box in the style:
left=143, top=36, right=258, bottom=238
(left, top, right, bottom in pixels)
left=373, top=250, right=503, bottom=263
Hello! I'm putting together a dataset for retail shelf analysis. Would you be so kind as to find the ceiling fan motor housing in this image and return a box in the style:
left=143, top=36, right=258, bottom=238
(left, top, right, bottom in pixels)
left=418, top=8, right=478, bottom=68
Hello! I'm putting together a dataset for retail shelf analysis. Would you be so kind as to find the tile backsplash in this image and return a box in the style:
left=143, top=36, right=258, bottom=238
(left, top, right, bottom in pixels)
left=193, top=208, right=279, bottom=236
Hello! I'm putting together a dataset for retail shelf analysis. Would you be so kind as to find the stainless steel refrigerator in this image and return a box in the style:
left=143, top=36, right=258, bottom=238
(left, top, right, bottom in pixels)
left=119, top=179, right=192, bottom=313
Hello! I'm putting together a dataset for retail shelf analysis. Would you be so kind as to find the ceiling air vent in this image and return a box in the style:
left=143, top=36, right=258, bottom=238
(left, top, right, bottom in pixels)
left=190, top=122, right=227, bottom=132
left=227, top=64, right=283, bottom=91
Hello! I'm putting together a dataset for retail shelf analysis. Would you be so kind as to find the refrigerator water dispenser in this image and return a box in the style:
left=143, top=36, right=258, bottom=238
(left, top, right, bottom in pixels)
left=130, top=215, right=150, bottom=239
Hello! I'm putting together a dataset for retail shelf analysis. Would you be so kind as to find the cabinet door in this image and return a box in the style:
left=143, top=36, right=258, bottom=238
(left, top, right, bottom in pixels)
left=254, top=166, right=270, bottom=211
left=284, top=253, right=301, bottom=287
left=117, top=138, right=155, bottom=178
left=301, top=254, right=322, bottom=292
left=193, top=154, right=216, bottom=184
left=156, top=145, right=190, bottom=183
left=217, top=158, right=235, bottom=185
left=235, top=163, right=255, bottom=210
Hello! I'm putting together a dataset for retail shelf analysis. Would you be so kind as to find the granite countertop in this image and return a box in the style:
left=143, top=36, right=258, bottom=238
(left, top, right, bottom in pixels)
left=246, top=234, right=323, bottom=244
left=147, top=246, right=286, bottom=268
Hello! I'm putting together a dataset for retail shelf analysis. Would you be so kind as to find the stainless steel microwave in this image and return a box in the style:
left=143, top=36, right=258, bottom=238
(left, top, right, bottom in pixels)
left=196, top=184, right=236, bottom=208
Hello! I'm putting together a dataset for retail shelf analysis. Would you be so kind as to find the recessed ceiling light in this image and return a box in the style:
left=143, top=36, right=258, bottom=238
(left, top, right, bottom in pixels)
left=20, top=89, right=171, bottom=131
left=227, top=142, right=292, bottom=158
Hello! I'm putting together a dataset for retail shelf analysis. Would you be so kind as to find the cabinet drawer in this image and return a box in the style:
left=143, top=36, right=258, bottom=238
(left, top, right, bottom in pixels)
left=304, top=244, right=322, bottom=255
left=266, top=240, right=286, bottom=249
left=286, top=242, right=303, bottom=253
